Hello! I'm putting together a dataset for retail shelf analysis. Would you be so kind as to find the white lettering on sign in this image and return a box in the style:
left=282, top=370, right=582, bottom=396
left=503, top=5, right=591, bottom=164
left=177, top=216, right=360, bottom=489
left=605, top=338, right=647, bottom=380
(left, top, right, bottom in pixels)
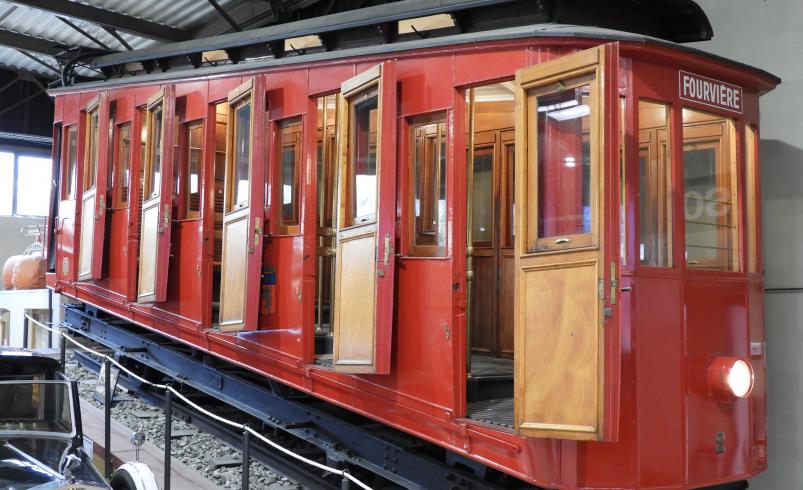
left=679, top=71, right=743, bottom=114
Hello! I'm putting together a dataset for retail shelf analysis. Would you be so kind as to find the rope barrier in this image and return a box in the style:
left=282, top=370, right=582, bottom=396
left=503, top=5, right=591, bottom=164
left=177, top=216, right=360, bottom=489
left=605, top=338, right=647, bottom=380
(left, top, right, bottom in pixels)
left=24, top=314, right=372, bottom=490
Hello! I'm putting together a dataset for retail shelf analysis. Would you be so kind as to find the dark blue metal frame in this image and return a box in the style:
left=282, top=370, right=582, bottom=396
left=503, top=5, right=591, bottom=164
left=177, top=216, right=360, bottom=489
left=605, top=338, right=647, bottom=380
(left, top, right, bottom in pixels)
left=63, top=304, right=519, bottom=490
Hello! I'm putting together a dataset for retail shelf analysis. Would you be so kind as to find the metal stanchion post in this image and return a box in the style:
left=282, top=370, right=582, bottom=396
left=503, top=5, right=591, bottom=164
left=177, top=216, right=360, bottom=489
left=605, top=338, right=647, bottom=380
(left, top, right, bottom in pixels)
left=164, top=389, right=172, bottom=490
left=104, top=361, right=112, bottom=479
left=341, top=472, right=350, bottom=490
left=241, top=427, right=250, bottom=490
left=59, top=331, right=66, bottom=370
left=22, top=316, right=29, bottom=349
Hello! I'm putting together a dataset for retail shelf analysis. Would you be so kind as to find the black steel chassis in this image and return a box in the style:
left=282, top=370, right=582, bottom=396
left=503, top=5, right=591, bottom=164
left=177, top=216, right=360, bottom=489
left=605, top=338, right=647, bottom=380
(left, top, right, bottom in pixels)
left=62, top=303, right=531, bottom=490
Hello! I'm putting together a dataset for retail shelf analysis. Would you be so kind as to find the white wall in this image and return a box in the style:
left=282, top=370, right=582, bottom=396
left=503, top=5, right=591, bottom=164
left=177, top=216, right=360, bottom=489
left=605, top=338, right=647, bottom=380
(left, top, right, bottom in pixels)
left=691, top=2, right=803, bottom=488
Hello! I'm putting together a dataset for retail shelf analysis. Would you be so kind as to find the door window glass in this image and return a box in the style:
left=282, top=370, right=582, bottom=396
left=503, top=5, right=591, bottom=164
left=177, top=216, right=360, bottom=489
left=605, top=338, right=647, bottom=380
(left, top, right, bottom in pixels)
left=347, top=86, right=378, bottom=225
left=230, top=99, right=251, bottom=211
left=84, top=110, right=99, bottom=191
left=531, top=81, right=593, bottom=250
left=146, top=104, right=163, bottom=199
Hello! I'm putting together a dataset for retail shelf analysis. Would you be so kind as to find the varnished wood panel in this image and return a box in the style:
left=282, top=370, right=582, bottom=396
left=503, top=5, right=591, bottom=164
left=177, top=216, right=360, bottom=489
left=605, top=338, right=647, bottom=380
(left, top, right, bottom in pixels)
left=469, top=255, right=496, bottom=353
left=219, top=210, right=249, bottom=331
left=498, top=252, right=515, bottom=357
left=137, top=202, right=159, bottom=301
left=78, top=189, right=95, bottom=279
left=516, top=260, right=600, bottom=437
left=333, top=230, right=377, bottom=370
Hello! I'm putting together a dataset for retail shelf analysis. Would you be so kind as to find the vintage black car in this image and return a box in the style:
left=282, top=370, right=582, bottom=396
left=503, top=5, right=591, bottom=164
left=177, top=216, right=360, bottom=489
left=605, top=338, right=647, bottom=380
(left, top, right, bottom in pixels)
left=0, top=348, right=155, bottom=490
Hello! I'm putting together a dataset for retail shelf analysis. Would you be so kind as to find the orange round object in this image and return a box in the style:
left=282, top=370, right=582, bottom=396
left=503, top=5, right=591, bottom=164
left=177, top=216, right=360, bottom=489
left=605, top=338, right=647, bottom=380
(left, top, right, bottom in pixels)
left=2, top=255, right=21, bottom=290
left=11, top=253, right=46, bottom=290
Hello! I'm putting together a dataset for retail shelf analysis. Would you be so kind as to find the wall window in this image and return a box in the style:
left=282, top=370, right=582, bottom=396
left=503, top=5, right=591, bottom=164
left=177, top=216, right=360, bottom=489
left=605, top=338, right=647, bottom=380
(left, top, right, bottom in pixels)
left=638, top=100, right=673, bottom=267
left=114, top=124, right=131, bottom=207
left=409, top=116, right=447, bottom=255
left=62, top=126, right=77, bottom=200
left=278, top=118, right=302, bottom=231
left=182, top=121, right=203, bottom=219
left=682, top=108, right=739, bottom=271
left=746, top=125, right=758, bottom=273
left=0, top=149, right=52, bottom=217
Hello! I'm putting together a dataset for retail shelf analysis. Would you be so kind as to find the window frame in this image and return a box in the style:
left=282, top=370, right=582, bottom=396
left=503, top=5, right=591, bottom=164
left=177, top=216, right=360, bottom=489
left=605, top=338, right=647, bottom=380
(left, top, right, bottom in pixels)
left=143, top=89, right=166, bottom=201
left=343, top=81, right=380, bottom=228
left=226, top=88, right=253, bottom=214
left=406, top=112, right=448, bottom=257
left=83, top=97, right=100, bottom=193
left=61, top=125, right=78, bottom=201
left=637, top=99, right=674, bottom=269
left=276, top=116, right=303, bottom=235
left=178, top=119, right=204, bottom=220
left=681, top=109, right=740, bottom=272
left=112, top=123, right=132, bottom=209
left=525, top=72, right=599, bottom=254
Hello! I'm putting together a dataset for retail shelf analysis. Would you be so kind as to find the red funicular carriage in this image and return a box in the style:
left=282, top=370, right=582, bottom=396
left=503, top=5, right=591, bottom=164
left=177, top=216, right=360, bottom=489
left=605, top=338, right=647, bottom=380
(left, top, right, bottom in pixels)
left=47, top=0, right=779, bottom=488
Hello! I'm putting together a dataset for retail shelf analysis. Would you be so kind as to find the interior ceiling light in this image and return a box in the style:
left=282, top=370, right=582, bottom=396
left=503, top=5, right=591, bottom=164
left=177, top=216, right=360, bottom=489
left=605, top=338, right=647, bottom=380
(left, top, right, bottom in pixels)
left=546, top=104, right=590, bottom=122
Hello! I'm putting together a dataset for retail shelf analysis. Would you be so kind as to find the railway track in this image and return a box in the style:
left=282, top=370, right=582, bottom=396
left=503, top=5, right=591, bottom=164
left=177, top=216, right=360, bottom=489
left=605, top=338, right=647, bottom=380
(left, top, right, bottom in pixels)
left=62, top=304, right=531, bottom=490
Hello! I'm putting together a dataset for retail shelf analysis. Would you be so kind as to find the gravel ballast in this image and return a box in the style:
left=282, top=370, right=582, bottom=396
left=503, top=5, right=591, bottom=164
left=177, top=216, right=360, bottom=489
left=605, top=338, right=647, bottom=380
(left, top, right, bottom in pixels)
left=65, top=354, right=302, bottom=490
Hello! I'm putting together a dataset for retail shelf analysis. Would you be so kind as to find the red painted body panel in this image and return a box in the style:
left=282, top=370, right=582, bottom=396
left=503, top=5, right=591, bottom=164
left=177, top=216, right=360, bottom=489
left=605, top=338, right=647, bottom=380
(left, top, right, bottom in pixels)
left=48, top=36, right=778, bottom=489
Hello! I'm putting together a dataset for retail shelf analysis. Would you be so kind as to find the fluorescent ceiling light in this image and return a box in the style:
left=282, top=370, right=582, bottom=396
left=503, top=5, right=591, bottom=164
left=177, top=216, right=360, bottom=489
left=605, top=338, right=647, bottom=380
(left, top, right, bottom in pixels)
left=546, top=104, right=590, bottom=122
left=538, top=100, right=578, bottom=112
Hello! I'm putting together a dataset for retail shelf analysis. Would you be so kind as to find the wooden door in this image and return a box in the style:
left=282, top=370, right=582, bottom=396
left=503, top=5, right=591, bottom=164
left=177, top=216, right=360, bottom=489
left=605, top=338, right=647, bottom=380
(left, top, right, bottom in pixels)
left=218, top=77, right=267, bottom=332
left=332, top=61, right=397, bottom=374
left=513, top=44, right=619, bottom=440
left=137, top=87, right=176, bottom=303
left=77, top=94, right=109, bottom=280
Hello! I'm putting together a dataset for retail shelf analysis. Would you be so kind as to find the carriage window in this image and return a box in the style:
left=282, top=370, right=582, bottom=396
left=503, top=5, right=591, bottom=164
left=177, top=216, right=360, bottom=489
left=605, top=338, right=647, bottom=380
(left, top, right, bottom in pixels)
left=528, top=78, right=594, bottom=251
left=346, top=86, right=378, bottom=225
left=145, top=103, right=164, bottom=199
left=682, top=109, right=739, bottom=271
left=114, top=124, right=131, bottom=207
left=84, top=109, right=99, bottom=191
left=184, top=122, right=203, bottom=218
left=410, top=116, right=447, bottom=255
left=230, top=98, right=251, bottom=211
left=638, top=100, right=673, bottom=267
left=63, top=126, right=77, bottom=199
left=746, top=125, right=758, bottom=273
left=279, top=118, right=302, bottom=231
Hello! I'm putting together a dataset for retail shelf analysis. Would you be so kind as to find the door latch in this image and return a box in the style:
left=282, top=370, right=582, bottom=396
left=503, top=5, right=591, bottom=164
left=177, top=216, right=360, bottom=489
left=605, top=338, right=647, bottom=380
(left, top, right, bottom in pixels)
left=96, top=195, right=104, bottom=221
left=159, top=204, right=170, bottom=233
left=250, top=217, right=262, bottom=254
left=383, top=233, right=392, bottom=266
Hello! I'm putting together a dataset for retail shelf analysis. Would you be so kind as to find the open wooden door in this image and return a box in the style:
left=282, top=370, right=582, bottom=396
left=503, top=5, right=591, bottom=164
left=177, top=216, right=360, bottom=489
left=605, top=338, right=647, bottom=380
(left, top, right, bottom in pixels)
left=137, top=87, right=176, bottom=302
left=218, top=77, right=267, bottom=332
left=331, top=61, right=397, bottom=374
left=513, top=44, right=620, bottom=440
left=77, top=93, right=109, bottom=280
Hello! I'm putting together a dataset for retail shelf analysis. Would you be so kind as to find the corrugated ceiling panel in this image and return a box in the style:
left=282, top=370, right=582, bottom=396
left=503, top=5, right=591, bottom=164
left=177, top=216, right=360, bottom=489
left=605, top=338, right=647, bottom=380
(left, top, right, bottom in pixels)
left=0, top=0, right=237, bottom=78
